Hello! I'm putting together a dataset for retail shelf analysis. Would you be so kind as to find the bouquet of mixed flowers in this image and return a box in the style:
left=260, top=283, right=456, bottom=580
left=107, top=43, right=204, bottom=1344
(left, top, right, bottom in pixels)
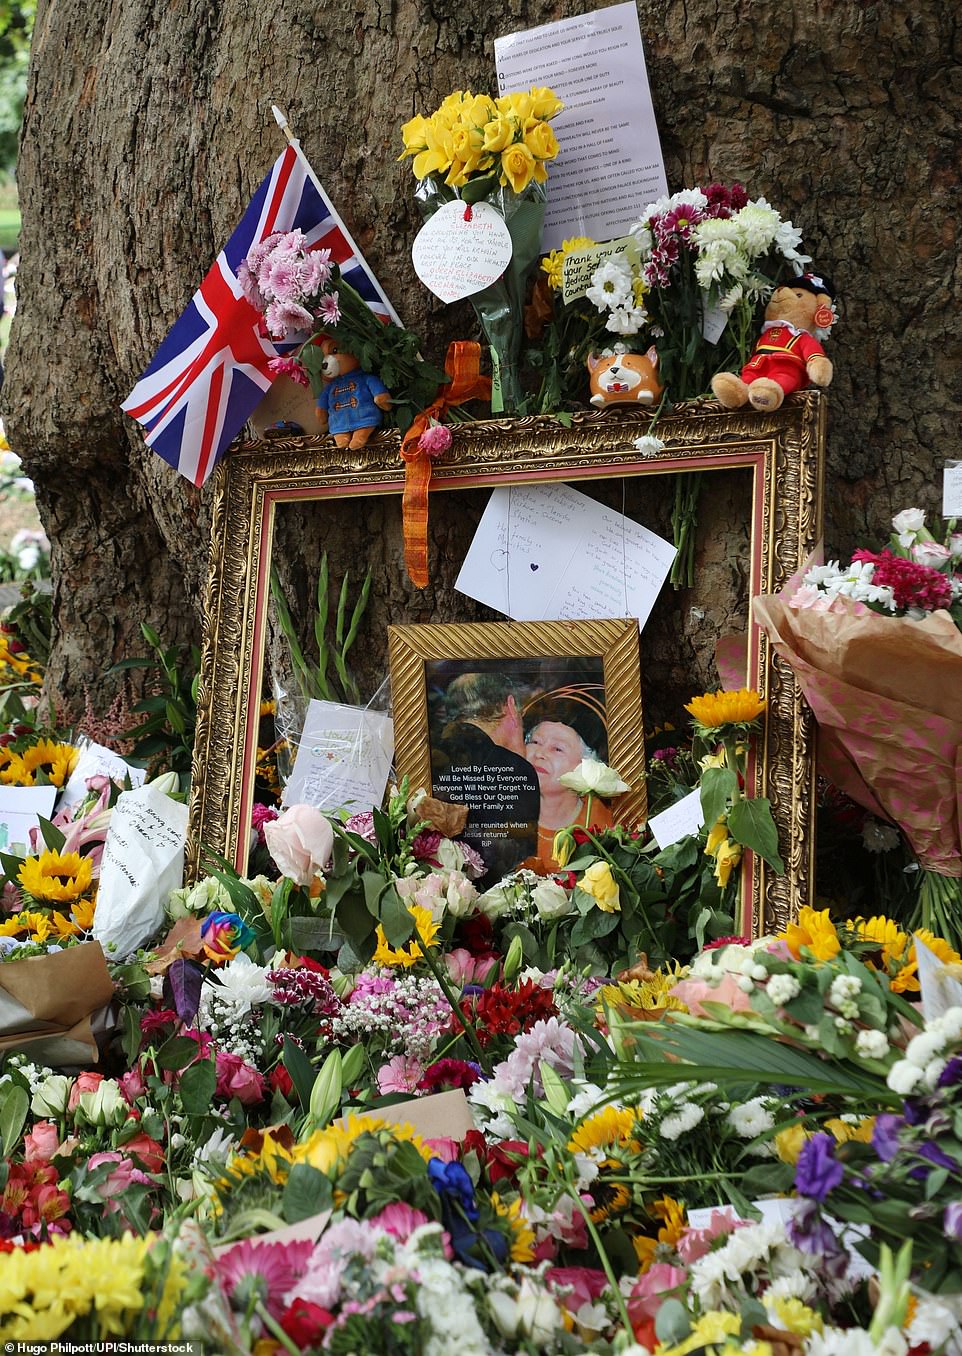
left=400, top=87, right=563, bottom=413
left=755, top=508, right=962, bottom=949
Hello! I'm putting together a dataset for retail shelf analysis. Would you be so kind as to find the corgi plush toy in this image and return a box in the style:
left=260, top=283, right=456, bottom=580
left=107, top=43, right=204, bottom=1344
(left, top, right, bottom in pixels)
left=587, top=346, right=664, bottom=407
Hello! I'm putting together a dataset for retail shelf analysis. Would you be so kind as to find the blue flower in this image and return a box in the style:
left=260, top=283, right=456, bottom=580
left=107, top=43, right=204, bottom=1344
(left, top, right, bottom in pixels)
left=428, top=1157, right=479, bottom=1222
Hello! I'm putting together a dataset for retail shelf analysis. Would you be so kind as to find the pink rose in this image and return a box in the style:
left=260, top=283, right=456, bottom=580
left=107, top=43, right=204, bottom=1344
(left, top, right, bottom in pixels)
left=677, top=1209, right=745, bottom=1263
left=264, top=804, right=334, bottom=886
left=67, top=1071, right=103, bottom=1114
left=669, top=972, right=753, bottom=1018
left=86, top=1151, right=153, bottom=1210
left=215, top=1049, right=266, bottom=1106
left=628, top=1262, right=688, bottom=1317
left=445, top=947, right=497, bottom=986
left=24, top=1121, right=62, bottom=1162
left=547, top=1267, right=609, bottom=1312
left=119, top=1066, right=147, bottom=1105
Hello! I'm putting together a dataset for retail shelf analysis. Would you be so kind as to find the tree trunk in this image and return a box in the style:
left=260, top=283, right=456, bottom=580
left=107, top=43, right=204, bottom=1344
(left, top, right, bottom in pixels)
left=3, top=0, right=958, bottom=721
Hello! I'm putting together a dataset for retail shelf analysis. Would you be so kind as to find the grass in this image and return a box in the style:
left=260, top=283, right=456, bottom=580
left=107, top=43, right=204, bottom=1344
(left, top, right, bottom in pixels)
left=0, top=207, right=18, bottom=254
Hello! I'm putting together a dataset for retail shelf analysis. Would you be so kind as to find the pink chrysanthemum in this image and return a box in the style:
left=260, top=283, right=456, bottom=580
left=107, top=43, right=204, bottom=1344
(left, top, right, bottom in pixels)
left=265, top=299, right=314, bottom=339
left=267, top=357, right=310, bottom=388
left=317, top=291, right=341, bottom=326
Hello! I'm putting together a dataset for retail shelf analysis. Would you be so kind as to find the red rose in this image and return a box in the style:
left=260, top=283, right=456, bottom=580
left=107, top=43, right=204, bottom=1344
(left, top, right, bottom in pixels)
left=269, top=1064, right=294, bottom=1098
left=280, top=1298, right=335, bottom=1347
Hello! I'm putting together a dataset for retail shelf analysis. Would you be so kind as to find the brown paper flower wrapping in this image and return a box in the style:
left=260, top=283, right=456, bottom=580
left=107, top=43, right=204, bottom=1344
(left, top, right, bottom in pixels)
left=0, top=941, right=115, bottom=1065
left=753, top=584, right=962, bottom=877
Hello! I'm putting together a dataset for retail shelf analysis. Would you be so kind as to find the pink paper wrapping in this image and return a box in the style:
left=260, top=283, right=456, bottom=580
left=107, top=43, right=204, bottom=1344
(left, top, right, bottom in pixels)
left=753, top=586, right=962, bottom=878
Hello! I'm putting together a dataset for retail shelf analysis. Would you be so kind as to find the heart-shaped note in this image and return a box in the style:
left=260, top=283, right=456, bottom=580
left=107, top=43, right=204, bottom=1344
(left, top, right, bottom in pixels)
left=412, top=201, right=513, bottom=304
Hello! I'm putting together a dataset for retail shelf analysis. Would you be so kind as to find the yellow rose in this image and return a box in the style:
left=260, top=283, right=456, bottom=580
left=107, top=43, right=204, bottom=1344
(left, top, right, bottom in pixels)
left=497, top=91, right=533, bottom=122
left=398, top=114, right=430, bottom=158
left=713, top=838, right=742, bottom=888
left=528, top=86, right=564, bottom=120
left=552, top=828, right=574, bottom=867
left=704, top=819, right=728, bottom=857
left=500, top=141, right=536, bottom=193
left=463, top=93, right=497, bottom=128
left=482, top=114, right=515, bottom=153
left=524, top=120, right=559, bottom=162
left=411, top=117, right=455, bottom=181
left=581, top=860, right=621, bottom=913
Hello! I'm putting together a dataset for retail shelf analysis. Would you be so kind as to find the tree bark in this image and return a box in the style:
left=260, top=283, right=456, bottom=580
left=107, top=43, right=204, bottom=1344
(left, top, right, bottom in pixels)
left=3, top=0, right=958, bottom=719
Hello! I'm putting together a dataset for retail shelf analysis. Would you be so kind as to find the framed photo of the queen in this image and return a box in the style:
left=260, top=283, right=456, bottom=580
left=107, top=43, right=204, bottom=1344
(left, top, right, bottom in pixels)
left=388, top=619, right=645, bottom=884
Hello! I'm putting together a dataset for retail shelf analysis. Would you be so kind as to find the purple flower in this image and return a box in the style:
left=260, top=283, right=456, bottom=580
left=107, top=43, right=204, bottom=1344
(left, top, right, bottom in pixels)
left=788, top=1197, right=844, bottom=1263
left=345, top=810, right=377, bottom=843
left=871, top=1113, right=904, bottom=1163
left=944, top=1202, right=962, bottom=1241
left=794, top=1133, right=844, bottom=1201
left=911, top=1141, right=958, bottom=1180
left=938, top=1055, right=962, bottom=1088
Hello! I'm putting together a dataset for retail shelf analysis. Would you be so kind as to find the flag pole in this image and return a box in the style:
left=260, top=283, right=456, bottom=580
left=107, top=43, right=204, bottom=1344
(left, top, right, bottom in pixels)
left=271, top=105, right=402, bottom=325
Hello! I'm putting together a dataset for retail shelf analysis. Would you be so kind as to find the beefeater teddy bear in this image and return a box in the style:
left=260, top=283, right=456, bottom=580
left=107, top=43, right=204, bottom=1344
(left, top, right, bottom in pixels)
left=711, top=271, right=836, bottom=412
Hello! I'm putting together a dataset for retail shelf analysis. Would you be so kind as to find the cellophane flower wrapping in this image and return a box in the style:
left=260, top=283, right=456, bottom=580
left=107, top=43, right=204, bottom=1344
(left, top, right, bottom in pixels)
left=754, top=575, right=962, bottom=935
left=414, top=176, right=546, bottom=413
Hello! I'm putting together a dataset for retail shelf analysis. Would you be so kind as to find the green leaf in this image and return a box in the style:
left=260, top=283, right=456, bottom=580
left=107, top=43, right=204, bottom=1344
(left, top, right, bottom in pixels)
left=570, top=906, right=621, bottom=945
left=179, top=1058, right=217, bottom=1114
left=727, top=797, right=784, bottom=873
left=156, top=1036, right=204, bottom=1071
left=0, top=1083, right=28, bottom=1155
left=375, top=882, right=415, bottom=948
left=699, top=767, right=738, bottom=829
left=283, top=1035, right=317, bottom=1109
left=281, top=1162, right=333, bottom=1223
left=341, top=1044, right=366, bottom=1086
left=37, top=816, right=66, bottom=852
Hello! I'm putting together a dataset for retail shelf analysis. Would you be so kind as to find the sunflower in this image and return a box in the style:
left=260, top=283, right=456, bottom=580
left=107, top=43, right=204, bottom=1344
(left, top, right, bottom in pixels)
left=491, top=1193, right=536, bottom=1262
left=633, top=1195, right=687, bottom=1271
left=6, top=738, right=79, bottom=788
left=685, top=688, right=766, bottom=733
left=18, top=850, right=94, bottom=904
left=781, top=905, right=840, bottom=962
left=568, top=1104, right=642, bottom=1156
left=588, top=1163, right=632, bottom=1224
left=0, top=909, right=47, bottom=938
left=372, top=904, right=440, bottom=969
left=69, top=896, right=97, bottom=931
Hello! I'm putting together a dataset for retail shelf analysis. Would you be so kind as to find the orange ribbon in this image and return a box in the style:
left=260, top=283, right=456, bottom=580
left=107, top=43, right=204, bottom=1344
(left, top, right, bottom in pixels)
left=400, top=341, right=491, bottom=588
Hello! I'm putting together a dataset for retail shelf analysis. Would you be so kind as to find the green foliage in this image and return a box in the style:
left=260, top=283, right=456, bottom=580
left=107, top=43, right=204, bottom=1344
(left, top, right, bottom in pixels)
left=271, top=553, right=371, bottom=706
left=110, top=622, right=199, bottom=790
left=0, top=1, right=33, bottom=177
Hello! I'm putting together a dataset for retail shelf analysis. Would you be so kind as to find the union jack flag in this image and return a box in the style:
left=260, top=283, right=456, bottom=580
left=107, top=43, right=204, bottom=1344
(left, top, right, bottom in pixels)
left=122, top=145, right=399, bottom=487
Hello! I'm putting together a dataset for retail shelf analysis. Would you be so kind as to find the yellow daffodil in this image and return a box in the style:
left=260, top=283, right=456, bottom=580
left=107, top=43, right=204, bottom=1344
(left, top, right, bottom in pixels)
left=782, top=905, right=840, bottom=962
left=373, top=903, right=440, bottom=968
left=580, top=859, right=621, bottom=913
left=18, top=849, right=94, bottom=904
left=685, top=687, right=766, bottom=732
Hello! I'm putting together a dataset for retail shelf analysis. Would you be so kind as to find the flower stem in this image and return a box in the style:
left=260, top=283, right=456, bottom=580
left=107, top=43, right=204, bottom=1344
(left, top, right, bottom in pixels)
left=414, top=923, right=489, bottom=1073
left=568, top=1187, right=633, bottom=1333
left=255, top=1300, right=301, bottom=1356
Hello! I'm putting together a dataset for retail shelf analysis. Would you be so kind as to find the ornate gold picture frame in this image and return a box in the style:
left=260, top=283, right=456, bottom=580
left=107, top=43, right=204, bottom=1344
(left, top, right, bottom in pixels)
left=388, top=619, right=645, bottom=883
left=188, top=391, right=825, bottom=933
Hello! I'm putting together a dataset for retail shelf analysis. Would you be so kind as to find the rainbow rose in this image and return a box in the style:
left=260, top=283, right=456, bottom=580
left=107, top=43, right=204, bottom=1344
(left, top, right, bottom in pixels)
left=201, top=911, right=255, bottom=963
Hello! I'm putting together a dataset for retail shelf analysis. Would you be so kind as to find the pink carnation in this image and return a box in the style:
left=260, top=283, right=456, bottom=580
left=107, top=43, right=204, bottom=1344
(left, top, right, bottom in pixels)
left=418, top=423, right=453, bottom=458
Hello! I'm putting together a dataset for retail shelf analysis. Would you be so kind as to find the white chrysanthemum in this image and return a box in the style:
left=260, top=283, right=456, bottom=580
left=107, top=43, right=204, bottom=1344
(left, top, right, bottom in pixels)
left=732, top=198, right=781, bottom=253
left=887, top=1059, right=924, bottom=1095
left=907, top=1293, right=962, bottom=1352
left=605, top=303, right=647, bottom=335
left=726, top=1097, right=776, bottom=1138
left=199, top=953, right=273, bottom=1018
left=906, top=1028, right=948, bottom=1068
left=660, top=1102, right=705, bottom=1140
left=719, top=282, right=745, bottom=314
left=633, top=434, right=666, bottom=457
left=774, top=218, right=810, bottom=265
left=586, top=254, right=634, bottom=312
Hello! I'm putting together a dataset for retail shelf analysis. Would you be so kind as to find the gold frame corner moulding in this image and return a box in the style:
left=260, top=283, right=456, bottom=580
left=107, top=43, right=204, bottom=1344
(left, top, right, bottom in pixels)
left=388, top=618, right=645, bottom=881
left=188, top=390, right=825, bottom=934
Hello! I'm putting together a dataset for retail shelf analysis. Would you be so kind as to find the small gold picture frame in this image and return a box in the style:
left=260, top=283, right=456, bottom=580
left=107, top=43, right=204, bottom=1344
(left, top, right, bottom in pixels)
left=388, top=619, right=645, bottom=881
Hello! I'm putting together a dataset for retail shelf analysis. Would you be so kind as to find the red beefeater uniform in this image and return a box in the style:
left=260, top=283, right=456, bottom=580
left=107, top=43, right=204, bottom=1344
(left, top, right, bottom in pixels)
left=740, top=321, right=826, bottom=395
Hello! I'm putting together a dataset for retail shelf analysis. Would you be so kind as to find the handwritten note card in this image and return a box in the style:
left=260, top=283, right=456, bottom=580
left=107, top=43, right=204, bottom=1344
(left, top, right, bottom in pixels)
left=59, top=739, right=146, bottom=812
left=495, top=2, right=667, bottom=251
left=412, top=201, right=513, bottom=303
left=916, top=935, right=962, bottom=1023
left=562, top=236, right=640, bottom=304
left=283, top=701, right=394, bottom=813
left=943, top=460, right=962, bottom=518
left=648, top=789, right=705, bottom=850
left=455, top=482, right=676, bottom=630
left=0, top=786, right=57, bottom=853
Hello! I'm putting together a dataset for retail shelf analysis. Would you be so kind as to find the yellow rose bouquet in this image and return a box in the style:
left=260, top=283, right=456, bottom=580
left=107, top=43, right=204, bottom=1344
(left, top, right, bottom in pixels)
left=399, top=87, right=563, bottom=412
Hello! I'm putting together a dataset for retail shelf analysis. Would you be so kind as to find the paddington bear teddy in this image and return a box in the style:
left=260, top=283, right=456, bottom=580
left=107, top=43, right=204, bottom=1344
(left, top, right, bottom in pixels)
left=315, top=337, right=392, bottom=450
left=711, top=272, right=836, bottom=413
